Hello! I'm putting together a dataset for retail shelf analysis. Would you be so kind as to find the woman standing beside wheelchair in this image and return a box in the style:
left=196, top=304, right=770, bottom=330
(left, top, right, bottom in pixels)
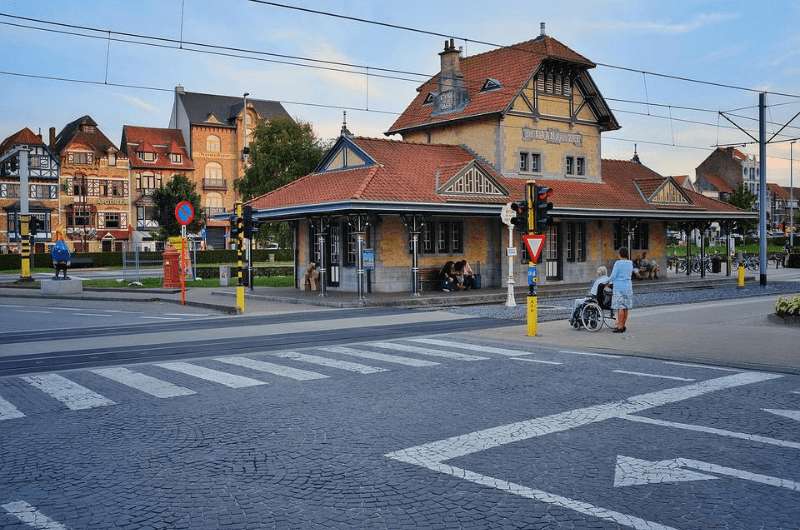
left=608, top=247, right=634, bottom=333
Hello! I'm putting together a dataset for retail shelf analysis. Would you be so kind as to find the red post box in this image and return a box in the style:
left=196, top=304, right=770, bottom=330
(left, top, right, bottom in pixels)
left=162, top=245, right=181, bottom=288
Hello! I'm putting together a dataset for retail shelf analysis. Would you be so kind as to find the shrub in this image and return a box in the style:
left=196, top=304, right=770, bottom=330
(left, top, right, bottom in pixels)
left=775, top=295, right=800, bottom=317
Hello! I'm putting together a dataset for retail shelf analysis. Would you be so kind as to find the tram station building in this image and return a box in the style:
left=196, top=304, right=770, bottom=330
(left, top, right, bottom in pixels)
left=247, top=28, right=754, bottom=293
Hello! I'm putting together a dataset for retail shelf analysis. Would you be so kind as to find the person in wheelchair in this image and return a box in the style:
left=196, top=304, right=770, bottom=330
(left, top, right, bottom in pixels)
left=570, top=266, right=611, bottom=328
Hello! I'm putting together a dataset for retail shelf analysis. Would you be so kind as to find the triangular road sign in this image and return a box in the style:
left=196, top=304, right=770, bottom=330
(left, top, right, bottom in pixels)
left=521, top=234, right=546, bottom=262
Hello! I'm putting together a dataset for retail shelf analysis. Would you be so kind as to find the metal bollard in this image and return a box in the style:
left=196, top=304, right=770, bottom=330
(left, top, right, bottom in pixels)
left=737, top=264, right=745, bottom=288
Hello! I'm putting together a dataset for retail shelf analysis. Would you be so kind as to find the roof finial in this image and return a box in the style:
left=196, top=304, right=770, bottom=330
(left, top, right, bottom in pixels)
left=631, top=143, right=641, bottom=164
left=340, top=110, right=353, bottom=137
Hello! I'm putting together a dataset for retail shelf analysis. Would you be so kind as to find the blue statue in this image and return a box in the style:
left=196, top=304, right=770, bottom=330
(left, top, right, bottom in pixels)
left=51, top=240, right=71, bottom=280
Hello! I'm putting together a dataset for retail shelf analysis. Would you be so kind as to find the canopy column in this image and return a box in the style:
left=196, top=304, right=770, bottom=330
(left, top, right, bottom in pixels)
left=401, top=214, right=428, bottom=297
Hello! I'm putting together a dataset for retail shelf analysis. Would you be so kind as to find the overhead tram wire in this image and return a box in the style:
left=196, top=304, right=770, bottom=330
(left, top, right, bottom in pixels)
left=0, top=66, right=792, bottom=163
left=247, top=0, right=800, bottom=100
left=0, top=12, right=782, bottom=121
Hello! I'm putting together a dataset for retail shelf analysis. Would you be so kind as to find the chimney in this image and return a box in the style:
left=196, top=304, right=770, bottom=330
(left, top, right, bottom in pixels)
left=540, top=22, right=546, bottom=37
left=435, top=38, right=468, bottom=113
left=631, top=144, right=641, bottom=164
left=48, top=127, right=56, bottom=148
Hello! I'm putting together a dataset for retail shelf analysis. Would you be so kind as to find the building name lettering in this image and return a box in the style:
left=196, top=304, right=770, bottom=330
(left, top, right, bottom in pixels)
left=522, top=127, right=582, bottom=147
left=96, top=198, right=128, bottom=205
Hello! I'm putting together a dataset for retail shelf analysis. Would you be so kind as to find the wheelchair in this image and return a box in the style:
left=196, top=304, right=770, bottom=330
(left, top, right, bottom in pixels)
left=569, top=285, right=615, bottom=332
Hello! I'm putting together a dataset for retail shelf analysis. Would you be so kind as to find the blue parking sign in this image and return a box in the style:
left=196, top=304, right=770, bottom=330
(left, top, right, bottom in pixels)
left=363, top=248, right=375, bottom=271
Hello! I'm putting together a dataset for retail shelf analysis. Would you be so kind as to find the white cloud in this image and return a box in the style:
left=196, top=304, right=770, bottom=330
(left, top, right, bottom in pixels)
left=581, top=12, right=738, bottom=34
left=116, top=94, right=158, bottom=114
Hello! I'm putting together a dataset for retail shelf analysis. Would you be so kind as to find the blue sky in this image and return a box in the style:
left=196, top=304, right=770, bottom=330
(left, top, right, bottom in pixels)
left=1, top=0, right=799, bottom=185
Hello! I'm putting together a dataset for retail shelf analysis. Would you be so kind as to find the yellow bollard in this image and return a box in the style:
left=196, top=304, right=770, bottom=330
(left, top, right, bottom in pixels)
left=236, top=285, right=246, bottom=313
left=527, top=295, right=538, bottom=336
left=737, top=264, right=745, bottom=288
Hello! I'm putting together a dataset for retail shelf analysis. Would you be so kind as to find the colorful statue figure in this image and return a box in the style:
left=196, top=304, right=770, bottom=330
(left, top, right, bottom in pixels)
left=51, top=240, right=71, bottom=280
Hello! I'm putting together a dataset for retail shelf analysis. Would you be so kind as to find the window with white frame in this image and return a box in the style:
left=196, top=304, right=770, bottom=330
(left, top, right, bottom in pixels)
left=566, top=156, right=575, bottom=175
left=576, top=157, right=585, bottom=176
left=170, top=153, right=182, bottom=164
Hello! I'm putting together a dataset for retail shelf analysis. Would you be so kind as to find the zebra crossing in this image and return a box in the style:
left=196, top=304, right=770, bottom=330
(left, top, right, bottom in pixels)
left=0, top=337, right=563, bottom=423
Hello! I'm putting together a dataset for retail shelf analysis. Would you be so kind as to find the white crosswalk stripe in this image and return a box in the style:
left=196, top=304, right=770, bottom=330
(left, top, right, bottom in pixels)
left=91, top=367, right=196, bottom=398
left=408, top=338, right=538, bottom=357
left=2, top=501, right=67, bottom=529
left=21, top=373, right=115, bottom=410
left=0, top=394, right=25, bottom=421
left=370, top=341, right=488, bottom=361
left=155, top=362, right=267, bottom=388
left=271, top=351, right=387, bottom=374
left=320, top=346, right=439, bottom=367
left=215, top=356, right=329, bottom=381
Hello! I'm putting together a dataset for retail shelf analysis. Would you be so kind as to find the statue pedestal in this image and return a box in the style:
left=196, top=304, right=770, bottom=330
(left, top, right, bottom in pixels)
left=40, top=278, right=83, bottom=295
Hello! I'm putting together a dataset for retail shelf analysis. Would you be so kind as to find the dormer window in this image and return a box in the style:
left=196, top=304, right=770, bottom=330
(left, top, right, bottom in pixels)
left=480, top=78, right=502, bottom=92
left=138, top=151, right=156, bottom=162
left=68, top=152, right=93, bottom=165
left=423, top=92, right=435, bottom=105
left=170, top=153, right=182, bottom=164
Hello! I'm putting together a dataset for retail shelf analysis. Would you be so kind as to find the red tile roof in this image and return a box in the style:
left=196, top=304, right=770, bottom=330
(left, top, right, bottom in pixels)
left=0, top=127, right=44, bottom=154
left=768, top=182, right=789, bottom=200
left=701, top=173, right=734, bottom=194
left=248, top=137, right=743, bottom=216
left=387, top=35, right=610, bottom=134
left=121, top=126, right=193, bottom=170
left=672, top=175, right=689, bottom=186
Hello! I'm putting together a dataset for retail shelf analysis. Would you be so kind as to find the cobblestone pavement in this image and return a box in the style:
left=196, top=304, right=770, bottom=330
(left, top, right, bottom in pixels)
left=443, top=281, right=800, bottom=321
left=1, top=333, right=799, bottom=529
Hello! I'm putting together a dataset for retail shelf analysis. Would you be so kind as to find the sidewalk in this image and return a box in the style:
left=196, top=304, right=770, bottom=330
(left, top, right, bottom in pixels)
left=465, top=294, right=800, bottom=374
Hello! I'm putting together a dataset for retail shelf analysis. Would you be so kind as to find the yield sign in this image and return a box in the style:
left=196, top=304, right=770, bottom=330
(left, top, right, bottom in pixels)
left=521, top=234, right=546, bottom=262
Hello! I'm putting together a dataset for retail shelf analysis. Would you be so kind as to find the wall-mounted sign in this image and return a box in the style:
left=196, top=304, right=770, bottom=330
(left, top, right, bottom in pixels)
left=362, top=248, right=375, bottom=271
left=97, top=198, right=128, bottom=205
left=522, top=127, right=582, bottom=147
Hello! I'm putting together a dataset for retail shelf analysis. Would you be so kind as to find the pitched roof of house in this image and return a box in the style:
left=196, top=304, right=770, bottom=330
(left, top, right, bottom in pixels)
left=0, top=127, right=43, bottom=154
left=767, top=182, right=789, bottom=200
left=177, top=91, right=291, bottom=128
left=672, top=175, right=690, bottom=186
left=121, top=126, right=193, bottom=170
left=53, top=115, right=119, bottom=155
left=248, top=137, right=743, bottom=217
left=387, top=35, right=618, bottom=134
left=700, top=173, right=734, bottom=194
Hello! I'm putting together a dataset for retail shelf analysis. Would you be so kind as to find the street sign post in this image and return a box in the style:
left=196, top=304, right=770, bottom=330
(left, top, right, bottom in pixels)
left=174, top=201, right=194, bottom=306
left=500, top=202, right=516, bottom=307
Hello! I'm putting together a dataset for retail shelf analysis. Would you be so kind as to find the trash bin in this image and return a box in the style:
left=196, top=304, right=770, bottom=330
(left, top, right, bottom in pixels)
left=711, top=256, right=722, bottom=273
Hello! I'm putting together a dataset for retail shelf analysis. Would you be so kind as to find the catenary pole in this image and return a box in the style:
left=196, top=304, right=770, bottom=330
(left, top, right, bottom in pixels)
left=791, top=141, right=795, bottom=248
left=758, top=93, right=768, bottom=286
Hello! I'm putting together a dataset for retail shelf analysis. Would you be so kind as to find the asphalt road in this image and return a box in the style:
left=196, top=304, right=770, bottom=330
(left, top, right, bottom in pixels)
left=0, top=296, right=798, bottom=528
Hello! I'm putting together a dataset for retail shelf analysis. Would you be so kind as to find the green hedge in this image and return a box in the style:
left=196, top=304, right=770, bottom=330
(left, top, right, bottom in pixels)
left=0, top=248, right=293, bottom=270
left=193, top=265, right=293, bottom=279
left=787, top=253, right=800, bottom=268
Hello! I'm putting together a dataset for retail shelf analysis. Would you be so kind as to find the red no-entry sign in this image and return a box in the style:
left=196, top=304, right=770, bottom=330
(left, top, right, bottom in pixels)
left=175, top=201, right=195, bottom=226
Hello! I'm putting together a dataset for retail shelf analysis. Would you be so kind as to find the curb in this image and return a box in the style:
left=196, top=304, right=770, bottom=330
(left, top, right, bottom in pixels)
left=0, top=291, right=237, bottom=315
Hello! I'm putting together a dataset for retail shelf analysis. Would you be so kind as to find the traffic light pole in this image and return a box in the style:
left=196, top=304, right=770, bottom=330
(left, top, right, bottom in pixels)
left=235, top=202, right=245, bottom=313
left=526, top=180, right=537, bottom=337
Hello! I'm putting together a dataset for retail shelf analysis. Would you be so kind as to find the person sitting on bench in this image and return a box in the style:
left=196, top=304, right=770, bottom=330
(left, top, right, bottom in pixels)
left=439, top=261, right=456, bottom=292
left=303, top=262, right=320, bottom=291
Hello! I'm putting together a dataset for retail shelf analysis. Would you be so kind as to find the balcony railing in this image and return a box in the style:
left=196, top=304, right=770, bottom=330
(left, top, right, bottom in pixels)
left=203, top=207, right=226, bottom=219
left=203, top=178, right=227, bottom=190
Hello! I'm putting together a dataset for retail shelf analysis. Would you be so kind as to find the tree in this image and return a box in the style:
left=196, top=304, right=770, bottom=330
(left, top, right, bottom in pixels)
left=726, top=183, right=757, bottom=232
left=236, top=117, right=327, bottom=200
left=151, top=174, right=203, bottom=239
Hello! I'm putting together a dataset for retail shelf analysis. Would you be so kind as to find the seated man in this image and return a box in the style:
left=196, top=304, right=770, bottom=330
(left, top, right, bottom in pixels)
left=303, top=262, right=319, bottom=291
left=570, top=267, right=610, bottom=327
left=638, top=251, right=660, bottom=279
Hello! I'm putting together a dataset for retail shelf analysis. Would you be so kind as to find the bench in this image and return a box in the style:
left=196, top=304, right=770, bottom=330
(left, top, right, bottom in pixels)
left=418, top=267, right=441, bottom=293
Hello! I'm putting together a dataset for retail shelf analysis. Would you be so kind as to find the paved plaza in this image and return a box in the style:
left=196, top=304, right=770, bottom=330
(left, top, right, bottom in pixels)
left=1, top=296, right=799, bottom=528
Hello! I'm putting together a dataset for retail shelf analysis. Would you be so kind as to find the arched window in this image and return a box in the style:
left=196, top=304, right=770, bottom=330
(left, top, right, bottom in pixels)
left=205, top=192, right=223, bottom=208
left=206, top=135, right=221, bottom=153
left=205, top=162, right=223, bottom=180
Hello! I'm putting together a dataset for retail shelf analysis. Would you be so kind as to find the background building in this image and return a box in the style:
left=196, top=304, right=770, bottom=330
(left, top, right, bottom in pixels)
left=0, top=128, right=60, bottom=254
left=53, top=116, right=129, bottom=252
left=695, top=147, right=758, bottom=201
left=169, top=87, right=291, bottom=248
left=120, top=126, right=193, bottom=240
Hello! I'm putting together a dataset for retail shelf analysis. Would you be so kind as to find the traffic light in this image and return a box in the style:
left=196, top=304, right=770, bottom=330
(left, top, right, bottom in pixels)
left=243, top=205, right=254, bottom=236
left=229, top=214, right=239, bottom=238
left=29, top=216, right=39, bottom=236
left=535, top=185, right=553, bottom=233
left=510, top=201, right=528, bottom=232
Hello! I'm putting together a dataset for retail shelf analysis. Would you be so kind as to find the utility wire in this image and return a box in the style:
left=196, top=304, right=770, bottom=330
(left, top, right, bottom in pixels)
left=247, top=0, right=800, bottom=99
left=0, top=12, right=781, bottom=120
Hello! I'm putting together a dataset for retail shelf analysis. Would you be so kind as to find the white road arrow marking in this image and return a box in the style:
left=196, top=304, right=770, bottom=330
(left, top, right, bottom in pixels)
left=763, top=408, right=800, bottom=422
left=614, top=455, right=800, bottom=491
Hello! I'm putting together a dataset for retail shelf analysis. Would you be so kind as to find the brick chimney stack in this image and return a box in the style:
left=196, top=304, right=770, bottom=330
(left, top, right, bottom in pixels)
left=435, top=38, right=468, bottom=114
left=48, top=127, right=56, bottom=149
